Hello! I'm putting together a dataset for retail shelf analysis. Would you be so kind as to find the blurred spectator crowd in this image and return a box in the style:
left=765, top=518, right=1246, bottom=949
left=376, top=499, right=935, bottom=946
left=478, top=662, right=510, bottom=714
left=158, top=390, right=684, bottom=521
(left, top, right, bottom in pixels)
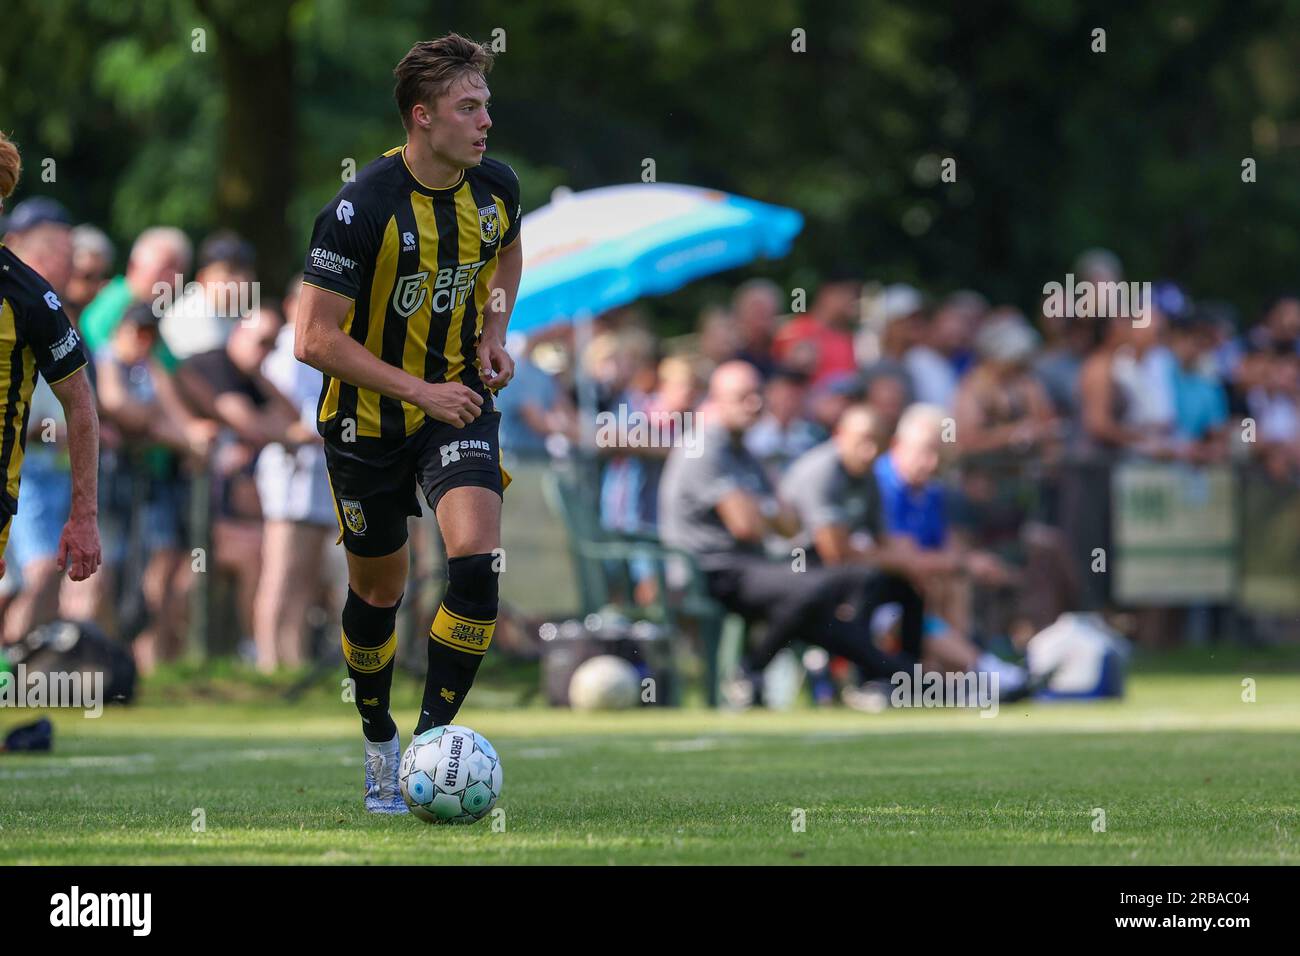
left=3, top=190, right=1298, bottom=676
left=0, top=197, right=337, bottom=674
left=505, top=252, right=1300, bottom=659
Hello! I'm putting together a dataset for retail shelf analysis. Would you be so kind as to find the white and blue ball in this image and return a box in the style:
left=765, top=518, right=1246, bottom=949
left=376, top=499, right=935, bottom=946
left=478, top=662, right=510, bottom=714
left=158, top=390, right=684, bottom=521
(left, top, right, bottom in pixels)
left=399, top=725, right=502, bottom=824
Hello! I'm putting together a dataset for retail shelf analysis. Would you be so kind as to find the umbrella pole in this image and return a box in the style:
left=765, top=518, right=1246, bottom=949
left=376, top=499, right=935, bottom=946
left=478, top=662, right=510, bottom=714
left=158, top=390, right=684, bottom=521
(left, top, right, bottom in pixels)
left=573, top=309, right=599, bottom=465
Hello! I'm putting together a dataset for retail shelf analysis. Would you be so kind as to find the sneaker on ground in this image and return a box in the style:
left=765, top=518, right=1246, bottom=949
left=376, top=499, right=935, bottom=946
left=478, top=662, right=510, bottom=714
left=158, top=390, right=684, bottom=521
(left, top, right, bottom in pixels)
left=363, top=728, right=408, bottom=814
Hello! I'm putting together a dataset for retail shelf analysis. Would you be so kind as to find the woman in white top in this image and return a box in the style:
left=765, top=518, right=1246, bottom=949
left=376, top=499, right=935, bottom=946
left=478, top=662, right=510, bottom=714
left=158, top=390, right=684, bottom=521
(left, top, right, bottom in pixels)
left=253, top=277, right=335, bottom=671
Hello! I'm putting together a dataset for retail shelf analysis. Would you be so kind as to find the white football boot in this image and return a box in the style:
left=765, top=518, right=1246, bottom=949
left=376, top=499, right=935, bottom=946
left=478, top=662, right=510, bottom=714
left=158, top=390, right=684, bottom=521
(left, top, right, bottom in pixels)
left=363, top=728, right=408, bottom=814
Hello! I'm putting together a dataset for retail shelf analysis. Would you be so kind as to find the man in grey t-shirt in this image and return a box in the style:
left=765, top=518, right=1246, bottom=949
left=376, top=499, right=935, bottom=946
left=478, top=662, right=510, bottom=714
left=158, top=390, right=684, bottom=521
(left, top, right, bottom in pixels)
left=659, top=423, right=776, bottom=570
left=779, top=404, right=915, bottom=572
left=779, top=419, right=884, bottom=559
left=659, top=362, right=923, bottom=695
left=660, top=361, right=801, bottom=568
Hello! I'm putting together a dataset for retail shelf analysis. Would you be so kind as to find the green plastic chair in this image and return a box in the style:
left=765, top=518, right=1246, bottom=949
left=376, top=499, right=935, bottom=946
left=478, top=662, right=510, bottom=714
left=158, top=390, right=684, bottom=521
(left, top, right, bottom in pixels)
left=542, top=461, right=745, bottom=706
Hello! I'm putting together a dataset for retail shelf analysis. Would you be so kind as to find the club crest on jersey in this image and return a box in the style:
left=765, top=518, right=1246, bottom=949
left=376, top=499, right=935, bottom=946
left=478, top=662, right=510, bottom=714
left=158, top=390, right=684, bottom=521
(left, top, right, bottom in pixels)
left=392, top=271, right=429, bottom=318
left=340, top=498, right=367, bottom=534
left=478, top=204, right=500, bottom=244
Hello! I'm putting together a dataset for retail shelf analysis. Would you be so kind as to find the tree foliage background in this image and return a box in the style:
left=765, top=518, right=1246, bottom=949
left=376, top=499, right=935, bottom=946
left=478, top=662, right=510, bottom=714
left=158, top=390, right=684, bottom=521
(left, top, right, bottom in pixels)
left=3, top=0, right=1299, bottom=326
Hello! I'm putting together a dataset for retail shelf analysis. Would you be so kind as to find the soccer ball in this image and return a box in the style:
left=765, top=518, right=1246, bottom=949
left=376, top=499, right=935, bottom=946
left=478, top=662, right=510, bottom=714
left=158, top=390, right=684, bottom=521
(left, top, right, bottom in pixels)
left=568, top=654, right=641, bottom=710
left=399, top=725, right=502, bottom=824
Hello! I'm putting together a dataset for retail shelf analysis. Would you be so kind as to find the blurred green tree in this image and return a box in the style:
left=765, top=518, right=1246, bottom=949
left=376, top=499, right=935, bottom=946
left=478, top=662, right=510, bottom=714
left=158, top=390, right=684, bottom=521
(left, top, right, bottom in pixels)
left=1, top=0, right=1297, bottom=322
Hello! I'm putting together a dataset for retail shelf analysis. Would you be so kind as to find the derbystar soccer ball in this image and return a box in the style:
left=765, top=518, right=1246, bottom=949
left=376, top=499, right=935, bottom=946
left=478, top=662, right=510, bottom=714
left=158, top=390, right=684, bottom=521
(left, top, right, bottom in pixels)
left=399, top=725, right=502, bottom=824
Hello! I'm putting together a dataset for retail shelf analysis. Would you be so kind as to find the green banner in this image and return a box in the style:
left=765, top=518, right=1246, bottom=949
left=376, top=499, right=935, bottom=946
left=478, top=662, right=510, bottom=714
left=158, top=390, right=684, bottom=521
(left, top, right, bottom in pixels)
left=1112, top=463, right=1237, bottom=604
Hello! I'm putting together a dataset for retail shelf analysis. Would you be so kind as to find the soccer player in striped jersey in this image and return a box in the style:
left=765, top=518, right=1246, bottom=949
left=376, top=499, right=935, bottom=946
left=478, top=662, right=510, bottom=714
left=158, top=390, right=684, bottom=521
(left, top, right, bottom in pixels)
left=294, top=34, right=522, bottom=813
left=0, top=132, right=101, bottom=586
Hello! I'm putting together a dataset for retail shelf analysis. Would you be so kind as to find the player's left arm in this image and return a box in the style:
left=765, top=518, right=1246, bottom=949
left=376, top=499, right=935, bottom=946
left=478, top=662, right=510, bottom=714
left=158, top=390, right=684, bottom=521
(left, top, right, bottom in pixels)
left=50, top=368, right=102, bottom=582
left=479, top=236, right=521, bottom=390
left=21, top=284, right=101, bottom=581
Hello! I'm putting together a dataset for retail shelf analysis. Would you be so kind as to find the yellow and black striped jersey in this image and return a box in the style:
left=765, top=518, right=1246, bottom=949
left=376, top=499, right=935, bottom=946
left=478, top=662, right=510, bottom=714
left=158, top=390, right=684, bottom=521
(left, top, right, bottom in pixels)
left=302, top=146, right=521, bottom=450
left=0, top=242, right=88, bottom=515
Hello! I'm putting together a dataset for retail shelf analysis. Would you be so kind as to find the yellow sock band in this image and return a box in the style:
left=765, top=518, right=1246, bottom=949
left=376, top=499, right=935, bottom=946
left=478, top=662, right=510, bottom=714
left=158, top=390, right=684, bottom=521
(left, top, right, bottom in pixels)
left=429, top=603, right=495, bottom=656
left=341, top=628, right=397, bottom=673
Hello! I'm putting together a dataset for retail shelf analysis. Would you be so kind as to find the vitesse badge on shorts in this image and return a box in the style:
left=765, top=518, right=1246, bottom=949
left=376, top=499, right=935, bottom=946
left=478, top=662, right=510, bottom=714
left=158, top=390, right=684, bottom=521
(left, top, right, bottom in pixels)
left=340, top=498, right=367, bottom=534
left=478, top=204, right=500, bottom=244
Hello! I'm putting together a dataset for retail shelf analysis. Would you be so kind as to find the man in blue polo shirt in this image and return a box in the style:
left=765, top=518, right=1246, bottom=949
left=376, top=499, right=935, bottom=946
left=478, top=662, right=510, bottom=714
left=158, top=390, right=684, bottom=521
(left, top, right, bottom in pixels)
left=874, top=428, right=948, bottom=550
left=872, top=404, right=1028, bottom=692
left=875, top=404, right=1011, bottom=577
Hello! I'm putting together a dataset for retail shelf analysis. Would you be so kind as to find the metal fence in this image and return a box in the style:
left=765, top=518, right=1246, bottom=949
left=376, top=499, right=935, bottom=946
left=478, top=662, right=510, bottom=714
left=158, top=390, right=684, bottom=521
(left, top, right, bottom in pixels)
left=949, top=448, right=1300, bottom=644
left=103, top=444, right=1300, bottom=661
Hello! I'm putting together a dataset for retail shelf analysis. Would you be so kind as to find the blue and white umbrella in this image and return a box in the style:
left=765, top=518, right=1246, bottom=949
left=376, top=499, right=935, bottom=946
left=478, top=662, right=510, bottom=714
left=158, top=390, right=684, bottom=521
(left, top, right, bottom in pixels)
left=510, top=183, right=803, bottom=333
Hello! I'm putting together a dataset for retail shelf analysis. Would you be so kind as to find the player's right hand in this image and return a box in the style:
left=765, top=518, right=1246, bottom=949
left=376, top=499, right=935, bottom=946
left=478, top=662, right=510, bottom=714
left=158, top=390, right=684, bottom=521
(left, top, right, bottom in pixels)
left=57, top=512, right=102, bottom=582
left=416, top=382, right=483, bottom=428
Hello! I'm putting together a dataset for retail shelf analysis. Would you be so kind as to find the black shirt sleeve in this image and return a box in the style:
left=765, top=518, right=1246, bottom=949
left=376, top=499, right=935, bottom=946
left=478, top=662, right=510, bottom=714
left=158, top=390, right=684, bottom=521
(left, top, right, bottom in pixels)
left=302, top=181, right=382, bottom=300
left=14, top=283, right=88, bottom=385
left=499, top=163, right=522, bottom=248
left=479, top=158, right=521, bottom=249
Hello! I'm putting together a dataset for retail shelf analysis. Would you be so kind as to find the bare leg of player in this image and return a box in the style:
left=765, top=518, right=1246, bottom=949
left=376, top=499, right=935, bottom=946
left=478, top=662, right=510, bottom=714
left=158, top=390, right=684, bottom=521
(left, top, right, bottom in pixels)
left=345, top=549, right=407, bottom=613
left=436, top=486, right=501, bottom=557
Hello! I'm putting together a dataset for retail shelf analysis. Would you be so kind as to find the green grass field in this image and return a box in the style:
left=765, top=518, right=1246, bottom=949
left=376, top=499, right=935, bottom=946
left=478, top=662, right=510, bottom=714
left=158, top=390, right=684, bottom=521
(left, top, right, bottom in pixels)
left=2, top=658, right=1299, bottom=865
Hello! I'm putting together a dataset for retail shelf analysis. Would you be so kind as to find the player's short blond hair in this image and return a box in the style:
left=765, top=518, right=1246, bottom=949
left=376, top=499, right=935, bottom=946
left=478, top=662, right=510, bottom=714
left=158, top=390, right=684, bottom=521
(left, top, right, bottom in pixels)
left=0, top=131, right=22, bottom=203
left=394, top=33, right=494, bottom=129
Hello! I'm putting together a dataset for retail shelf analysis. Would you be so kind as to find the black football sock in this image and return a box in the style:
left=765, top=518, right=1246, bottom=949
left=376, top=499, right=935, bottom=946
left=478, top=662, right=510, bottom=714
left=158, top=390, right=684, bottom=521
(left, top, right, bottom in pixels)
left=341, top=587, right=401, bottom=743
left=415, top=553, right=499, bottom=735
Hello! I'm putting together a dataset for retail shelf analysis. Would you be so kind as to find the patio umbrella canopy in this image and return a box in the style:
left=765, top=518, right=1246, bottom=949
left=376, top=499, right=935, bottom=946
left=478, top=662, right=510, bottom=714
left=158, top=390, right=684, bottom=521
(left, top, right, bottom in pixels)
left=511, top=182, right=804, bottom=333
